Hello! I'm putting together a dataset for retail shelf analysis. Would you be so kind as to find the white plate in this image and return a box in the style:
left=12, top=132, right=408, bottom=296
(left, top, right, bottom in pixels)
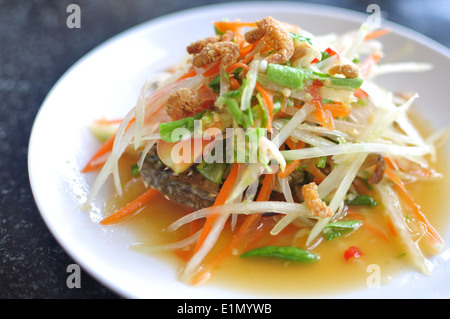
left=28, top=2, right=450, bottom=298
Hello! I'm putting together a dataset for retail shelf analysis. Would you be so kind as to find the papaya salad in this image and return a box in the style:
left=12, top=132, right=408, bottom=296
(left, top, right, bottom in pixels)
left=81, top=17, right=449, bottom=286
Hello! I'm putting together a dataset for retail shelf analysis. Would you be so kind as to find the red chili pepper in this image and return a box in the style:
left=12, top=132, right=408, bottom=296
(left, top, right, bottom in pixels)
left=344, top=246, right=363, bottom=261
left=308, top=79, right=323, bottom=100
left=311, top=57, right=319, bottom=64
left=354, top=88, right=369, bottom=99
left=325, top=47, right=337, bottom=57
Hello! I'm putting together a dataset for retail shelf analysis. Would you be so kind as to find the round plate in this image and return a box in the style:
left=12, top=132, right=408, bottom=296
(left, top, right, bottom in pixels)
left=28, top=2, right=450, bottom=298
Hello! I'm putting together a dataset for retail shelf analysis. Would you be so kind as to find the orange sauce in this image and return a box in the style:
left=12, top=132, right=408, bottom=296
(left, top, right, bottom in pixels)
left=102, top=113, right=450, bottom=297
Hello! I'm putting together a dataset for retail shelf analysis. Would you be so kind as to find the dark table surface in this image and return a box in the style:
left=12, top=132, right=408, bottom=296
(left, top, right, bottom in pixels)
left=1, top=0, right=449, bottom=299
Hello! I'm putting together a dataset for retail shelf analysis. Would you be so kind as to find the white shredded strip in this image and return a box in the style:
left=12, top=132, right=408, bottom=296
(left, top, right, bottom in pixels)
left=282, top=142, right=431, bottom=161
left=168, top=201, right=316, bottom=232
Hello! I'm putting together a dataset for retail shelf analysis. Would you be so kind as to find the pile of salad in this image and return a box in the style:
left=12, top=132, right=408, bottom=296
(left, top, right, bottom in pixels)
left=82, top=16, right=448, bottom=285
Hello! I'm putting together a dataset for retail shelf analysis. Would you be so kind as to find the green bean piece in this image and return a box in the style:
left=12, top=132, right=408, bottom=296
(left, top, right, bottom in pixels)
left=345, top=194, right=378, bottom=207
left=240, top=246, right=319, bottom=263
left=266, top=64, right=304, bottom=89
left=323, top=220, right=363, bottom=240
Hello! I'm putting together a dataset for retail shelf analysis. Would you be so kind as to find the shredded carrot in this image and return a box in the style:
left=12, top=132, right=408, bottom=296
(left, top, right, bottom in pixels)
left=213, top=21, right=257, bottom=34
left=81, top=134, right=115, bottom=173
left=100, top=188, right=159, bottom=225
left=93, top=118, right=123, bottom=126
left=363, top=223, right=390, bottom=242
left=278, top=140, right=305, bottom=178
left=360, top=50, right=382, bottom=77
left=229, top=77, right=241, bottom=90
left=192, top=173, right=276, bottom=285
left=177, top=67, right=197, bottom=81
left=193, top=163, right=240, bottom=254
left=285, top=137, right=305, bottom=151
left=273, top=110, right=291, bottom=118
left=255, top=82, right=274, bottom=130
left=239, top=43, right=256, bottom=58
left=345, top=212, right=390, bottom=241
left=82, top=117, right=136, bottom=173
left=278, top=160, right=301, bottom=178
left=226, top=62, right=249, bottom=73
left=322, top=102, right=351, bottom=118
left=365, top=29, right=391, bottom=41
left=346, top=212, right=366, bottom=220
left=203, top=61, right=221, bottom=77
left=387, top=216, right=398, bottom=236
left=384, top=158, right=443, bottom=246
left=354, top=88, right=369, bottom=99
left=304, top=162, right=327, bottom=184
left=173, top=249, right=193, bottom=262
left=312, top=100, right=334, bottom=130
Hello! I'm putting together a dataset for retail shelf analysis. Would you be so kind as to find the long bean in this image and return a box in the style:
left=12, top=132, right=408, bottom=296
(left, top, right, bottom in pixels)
left=240, top=246, right=319, bottom=263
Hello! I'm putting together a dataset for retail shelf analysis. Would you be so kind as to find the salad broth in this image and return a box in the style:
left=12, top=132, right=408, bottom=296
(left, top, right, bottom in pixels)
left=105, top=118, right=450, bottom=297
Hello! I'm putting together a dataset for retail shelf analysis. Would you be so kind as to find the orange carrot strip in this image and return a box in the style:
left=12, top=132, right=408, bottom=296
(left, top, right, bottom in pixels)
left=100, top=188, right=159, bottom=225
left=278, top=139, right=305, bottom=178
left=192, top=174, right=276, bottom=285
left=384, top=158, right=443, bottom=246
left=239, top=43, right=256, bottom=57
left=81, top=135, right=115, bottom=173
left=229, top=77, right=240, bottom=90
left=364, top=29, right=391, bottom=41
left=93, top=118, right=123, bottom=126
left=255, top=82, right=274, bottom=130
left=304, top=164, right=327, bottom=184
left=285, top=137, right=305, bottom=151
left=202, top=61, right=221, bottom=77
left=312, top=100, right=334, bottom=130
left=322, top=102, right=351, bottom=118
left=226, top=62, right=249, bottom=73
left=82, top=117, right=137, bottom=172
left=387, top=216, right=398, bottom=236
left=345, top=212, right=390, bottom=242
left=213, top=21, right=257, bottom=34
left=363, top=223, right=390, bottom=242
left=193, top=164, right=240, bottom=253
left=278, top=160, right=301, bottom=178
left=273, top=110, right=291, bottom=118
left=354, top=88, right=369, bottom=99
left=177, top=67, right=197, bottom=81
left=360, top=50, right=382, bottom=77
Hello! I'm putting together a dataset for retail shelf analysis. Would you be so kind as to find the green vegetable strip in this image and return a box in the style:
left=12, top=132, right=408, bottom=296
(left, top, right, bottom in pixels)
left=289, top=32, right=313, bottom=45
left=345, top=194, right=378, bottom=207
left=255, top=92, right=268, bottom=128
left=159, top=111, right=205, bottom=142
left=307, top=70, right=364, bottom=89
left=317, top=156, right=327, bottom=168
left=222, top=97, right=243, bottom=125
left=208, top=75, right=221, bottom=93
left=323, top=220, right=363, bottom=240
left=328, top=77, right=364, bottom=89
left=196, top=161, right=228, bottom=184
left=266, top=64, right=304, bottom=89
left=130, top=163, right=140, bottom=176
left=240, top=246, right=319, bottom=263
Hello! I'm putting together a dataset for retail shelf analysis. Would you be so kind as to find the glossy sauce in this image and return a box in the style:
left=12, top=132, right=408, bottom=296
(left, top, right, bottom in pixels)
left=103, top=116, right=450, bottom=297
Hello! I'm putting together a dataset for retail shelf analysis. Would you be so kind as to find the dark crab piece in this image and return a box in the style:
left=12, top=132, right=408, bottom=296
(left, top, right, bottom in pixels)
left=140, top=145, right=219, bottom=211
left=140, top=145, right=306, bottom=211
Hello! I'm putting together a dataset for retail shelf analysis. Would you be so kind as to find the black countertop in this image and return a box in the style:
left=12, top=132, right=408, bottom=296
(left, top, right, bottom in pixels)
left=1, top=0, right=449, bottom=299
